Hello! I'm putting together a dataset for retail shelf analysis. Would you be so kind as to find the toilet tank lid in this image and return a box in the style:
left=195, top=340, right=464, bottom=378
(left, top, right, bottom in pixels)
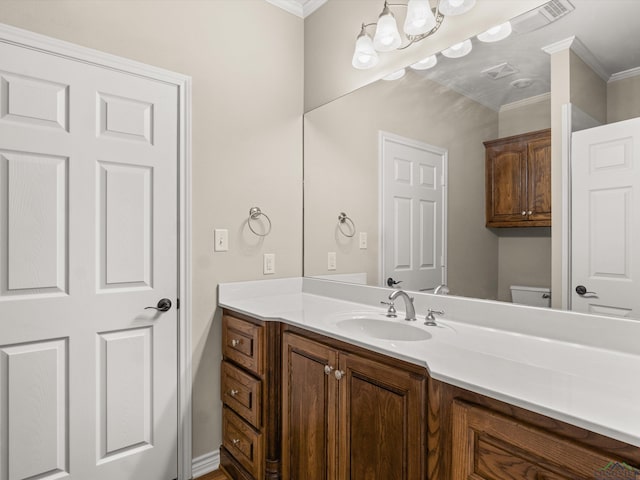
left=510, top=285, right=550, bottom=293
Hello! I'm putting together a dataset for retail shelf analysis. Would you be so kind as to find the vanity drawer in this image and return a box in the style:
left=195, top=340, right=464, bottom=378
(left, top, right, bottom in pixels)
left=221, top=360, right=262, bottom=428
left=223, top=407, right=264, bottom=480
left=223, top=314, right=264, bottom=376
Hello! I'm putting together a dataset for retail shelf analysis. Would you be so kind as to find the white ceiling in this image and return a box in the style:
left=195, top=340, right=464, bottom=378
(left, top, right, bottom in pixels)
left=413, top=0, right=640, bottom=111
left=265, top=0, right=327, bottom=18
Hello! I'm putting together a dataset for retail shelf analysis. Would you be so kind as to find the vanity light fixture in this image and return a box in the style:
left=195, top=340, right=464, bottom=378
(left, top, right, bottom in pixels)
left=477, top=21, right=512, bottom=43
left=438, top=0, right=476, bottom=16
left=352, top=0, right=476, bottom=70
left=410, top=54, right=438, bottom=70
left=441, top=38, right=472, bottom=58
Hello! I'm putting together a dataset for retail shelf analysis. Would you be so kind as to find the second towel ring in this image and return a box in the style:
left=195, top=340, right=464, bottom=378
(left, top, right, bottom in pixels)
left=337, top=212, right=356, bottom=237
left=248, top=207, right=272, bottom=236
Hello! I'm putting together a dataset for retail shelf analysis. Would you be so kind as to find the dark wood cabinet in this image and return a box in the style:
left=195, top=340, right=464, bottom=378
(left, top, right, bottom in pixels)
left=220, top=312, right=281, bottom=480
left=428, top=379, right=640, bottom=480
left=484, top=129, right=551, bottom=227
left=281, top=331, right=427, bottom=480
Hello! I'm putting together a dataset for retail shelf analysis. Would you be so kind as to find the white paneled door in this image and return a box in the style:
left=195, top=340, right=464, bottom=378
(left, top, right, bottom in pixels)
left=571, top=117, right=640, bottom=319
left=380, top=132, right=447, bottom=292
left=0, top=39, right=179, bottom=479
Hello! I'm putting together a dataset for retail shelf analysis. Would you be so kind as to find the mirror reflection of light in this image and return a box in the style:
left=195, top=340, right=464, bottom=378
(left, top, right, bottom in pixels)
left=410, top=54, right=438, bottom=70
left=441, top=39, right=472, bottom=58
left=477, top=21, right=513, bottom=43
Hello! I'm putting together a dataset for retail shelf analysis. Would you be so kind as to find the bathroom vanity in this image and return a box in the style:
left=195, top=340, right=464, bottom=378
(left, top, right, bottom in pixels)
left=218, top=278, right=640, bottom=480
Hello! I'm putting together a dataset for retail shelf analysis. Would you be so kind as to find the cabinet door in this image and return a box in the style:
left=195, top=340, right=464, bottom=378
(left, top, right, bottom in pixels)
left=282, top=333, right=338, bottom=480
left=338, top=353, right=426, bottom=480
left=451, top=400, right=626, bottom=480
left=527, top=135, right=552, bottom=223
left=486, top=142, right=528, bottom=226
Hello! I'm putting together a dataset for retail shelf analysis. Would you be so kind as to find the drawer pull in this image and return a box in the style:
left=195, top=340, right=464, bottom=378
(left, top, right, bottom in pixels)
left=229, top=389, right=239, bottom=397
left=334, top=369, right=345, bottom=380
left=324, top=365, right=334, bottom=375
left=232, top=438, right=240, bottom=446
left=231, top=338, right=241, bottom=347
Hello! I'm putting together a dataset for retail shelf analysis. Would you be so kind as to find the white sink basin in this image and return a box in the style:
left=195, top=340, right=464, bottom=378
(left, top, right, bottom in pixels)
left=336, top=317, right=431, bottom=341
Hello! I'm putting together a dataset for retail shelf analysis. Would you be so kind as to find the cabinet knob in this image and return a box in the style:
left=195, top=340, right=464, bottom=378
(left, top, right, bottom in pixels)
left=229, top=389, right=239, bottom=397
left=521, top=211, right=526, bottom=216
left=324, top=365, right=334, bottom=375
left=334, top=370, right=345, bottom=380
left=230, top=339, right=241, bottom=347
left=231, top=438, right=240, bottom=446
left=527, top=210, right=533, bottom=215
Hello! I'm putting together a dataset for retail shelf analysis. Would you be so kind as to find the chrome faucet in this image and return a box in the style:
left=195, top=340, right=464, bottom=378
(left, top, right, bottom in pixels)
left=434, top=284, right=449, bottom=295
left=388, top=290, right=416, bottom=321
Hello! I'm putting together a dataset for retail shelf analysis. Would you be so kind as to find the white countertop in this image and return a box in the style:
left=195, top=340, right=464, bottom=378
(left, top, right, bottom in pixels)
left=218, top=277, right=640, bottom=448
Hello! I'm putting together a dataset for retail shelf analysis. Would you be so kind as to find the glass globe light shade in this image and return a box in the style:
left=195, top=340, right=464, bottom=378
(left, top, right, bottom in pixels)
left=373, top=6, right=402, bottom=52
left=404, top=0, right=437, bottom=36
left=439, top=0, right=476, bottom=16
left=352, top=30, right=379, bottom=69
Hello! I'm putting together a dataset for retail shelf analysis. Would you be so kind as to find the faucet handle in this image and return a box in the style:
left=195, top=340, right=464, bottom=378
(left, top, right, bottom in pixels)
left=425, top=309, right=444, bottom=326
left=380, top=301, right=397, bottom=318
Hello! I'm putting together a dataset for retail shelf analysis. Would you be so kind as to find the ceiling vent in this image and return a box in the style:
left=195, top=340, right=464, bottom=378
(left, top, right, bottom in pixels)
left=482, top=62, right=519, bottom=80
left=511, top=0, right=575, bottom=34
left=541, top=0, right=575, bottom=21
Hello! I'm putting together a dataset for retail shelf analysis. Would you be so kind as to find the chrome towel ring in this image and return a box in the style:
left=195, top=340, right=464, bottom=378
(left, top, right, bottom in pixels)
left=248, top=207, right=272, bottom=236
left=337, top=212, right=355, bottom=237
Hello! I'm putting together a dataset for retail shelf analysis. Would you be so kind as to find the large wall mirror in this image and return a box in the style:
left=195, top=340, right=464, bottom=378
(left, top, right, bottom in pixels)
left=303, top=0, right=640, bottom=317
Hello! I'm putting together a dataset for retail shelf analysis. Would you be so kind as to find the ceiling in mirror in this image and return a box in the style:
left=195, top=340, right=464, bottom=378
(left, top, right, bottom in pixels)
left=410, top=0, right=640, bottom=111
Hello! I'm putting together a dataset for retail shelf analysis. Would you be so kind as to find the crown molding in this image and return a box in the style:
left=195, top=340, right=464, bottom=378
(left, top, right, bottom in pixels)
left=542, top=36, right=610, bottom=82
left=499, top=92, right=551, bottom=113
left=265, top=0, right=327, bottom=18
left=609, top=66, right=640, bottom=83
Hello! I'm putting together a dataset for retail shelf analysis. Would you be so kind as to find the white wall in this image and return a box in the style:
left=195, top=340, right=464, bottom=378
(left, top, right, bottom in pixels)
left=0, top=0, right=303, bottom=459
left=608, top=73, right=640, bottom=123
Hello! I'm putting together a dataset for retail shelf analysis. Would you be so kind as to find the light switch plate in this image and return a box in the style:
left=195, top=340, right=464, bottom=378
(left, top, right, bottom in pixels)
left=263, top=253, right=275, bottom=275
left=214, top=229, right=228, bottom=252
left=359, top=232, right=368, bottom=249
left=328, top=252, right=337, bottom=271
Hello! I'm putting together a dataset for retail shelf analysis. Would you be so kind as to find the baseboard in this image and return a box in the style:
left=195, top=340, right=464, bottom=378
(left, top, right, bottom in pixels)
left=192, top=450, right=220, bottom=478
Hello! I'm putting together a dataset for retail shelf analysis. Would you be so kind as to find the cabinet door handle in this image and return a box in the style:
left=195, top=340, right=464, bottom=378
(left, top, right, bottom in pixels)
left=324, top=365, right=334, bottom=375
left=230, top=339, right=241, bottom=347
left=231, top=438, right=240, bottom=446
left=521, top=211, right=526, bottom=216
left=527, top=210, right=533, bottom=215
left=334, top=370, right=345, bottom=380
left=229, top=389, right=239, bottom=397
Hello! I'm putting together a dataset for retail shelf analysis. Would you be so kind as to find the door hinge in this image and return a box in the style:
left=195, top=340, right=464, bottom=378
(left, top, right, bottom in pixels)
left=176, top=298, right=180, bottom=310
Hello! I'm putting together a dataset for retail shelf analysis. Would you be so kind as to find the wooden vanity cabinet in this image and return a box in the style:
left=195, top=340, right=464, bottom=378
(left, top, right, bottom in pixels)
left=220, top=312, right=282, bottom=480
left=428, top=380, right=640, bottom=480
left=281, top=329, right=427, bottom=480
left=484, top=128, right=551, bottom=227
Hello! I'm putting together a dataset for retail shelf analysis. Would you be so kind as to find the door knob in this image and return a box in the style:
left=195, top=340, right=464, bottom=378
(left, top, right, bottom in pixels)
left=145, top=298, right=172, bottom=312
left=575, top=285, right=597, bottom=297
left=387, top=277, right=402, bottom=287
